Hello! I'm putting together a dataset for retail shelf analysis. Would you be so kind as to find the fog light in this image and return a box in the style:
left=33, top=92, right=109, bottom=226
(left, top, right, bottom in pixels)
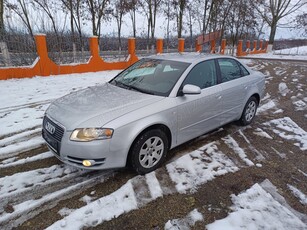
left=83, top=160, right=94, bottom=167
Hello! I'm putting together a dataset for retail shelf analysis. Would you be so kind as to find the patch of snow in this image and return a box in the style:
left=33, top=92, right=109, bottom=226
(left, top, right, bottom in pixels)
left=145, top=172, right=163, bottom=199
left=270, top=147, right=287, bottom=159
left=256, top=163, right=262, bottom=167
left=164, top=209, right=203, bottom=230
left=46, top=181, right=138, bottom=229
left=0, top=165, right=82, bottom=197
left=58, top=208, right=75, bottom=217
left=278, top=82, right=290, bottom=96
left=273, top=46, right=307, bottom=55
left=0, top=128, right=40, bottom=147
left=293, top=100, right=307, bottom=111
left=273, top=109, right=284, bottom=114
left=264, top=117, right=307, bottom=151
left=298, top=169, right=307, bottom=177
left=0, top=135, right=45, bottom=159
left=167, top=142, right=239, bottom=193
left=222, top=136, right=254, bottom=166
left=257, top=100, right=277, bottom=113
left=206, top=183, right=307, bottom=230
left=288, top=185, right=307, bottom=205
left=0, top=151, right=53, bottom=168
left=80, top=195, right=95, bottom=205
left=253, top=128, right=273, bottom=139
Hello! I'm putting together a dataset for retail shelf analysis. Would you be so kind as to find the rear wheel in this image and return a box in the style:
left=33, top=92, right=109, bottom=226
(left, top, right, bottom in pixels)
left=239, top=96, right=258, bottom=126
left=129, top=129, right=168, bottom=175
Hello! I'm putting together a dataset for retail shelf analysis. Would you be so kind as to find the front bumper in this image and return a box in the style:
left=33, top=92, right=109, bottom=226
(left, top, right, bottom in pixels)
left=42, top=116, right=127, bottom=170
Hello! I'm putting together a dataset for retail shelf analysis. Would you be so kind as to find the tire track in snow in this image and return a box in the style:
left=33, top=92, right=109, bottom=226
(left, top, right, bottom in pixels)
left=0, top=170, right=113, bottom=229
left=0, top=165, right=87, bottom=210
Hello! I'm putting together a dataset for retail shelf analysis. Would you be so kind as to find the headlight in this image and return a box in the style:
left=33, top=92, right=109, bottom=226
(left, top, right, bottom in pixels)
left=70, top=128, right=113, bottom=142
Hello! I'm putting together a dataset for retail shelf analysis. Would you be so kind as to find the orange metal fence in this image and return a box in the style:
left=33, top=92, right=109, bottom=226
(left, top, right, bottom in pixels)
left=0, top=35, right=267, bottom=80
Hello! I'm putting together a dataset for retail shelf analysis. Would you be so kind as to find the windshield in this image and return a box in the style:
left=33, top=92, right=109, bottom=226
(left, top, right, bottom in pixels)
left=110, top=58, right=190, bottom=96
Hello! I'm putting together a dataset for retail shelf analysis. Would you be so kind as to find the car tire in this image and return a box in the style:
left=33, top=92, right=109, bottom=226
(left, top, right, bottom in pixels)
left=239, top=96, right=258, bottom=126
left=129, top=129, right=168, bottom=175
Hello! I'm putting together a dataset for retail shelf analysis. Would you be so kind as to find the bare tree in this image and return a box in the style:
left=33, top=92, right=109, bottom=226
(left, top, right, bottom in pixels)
left=61, top=0, right=85, bottom=49
left=111, top=0, right=129, bottom=52
left=126, top=0, right=138, bottom=37
left=33, top=0, right=67, bottom=50
left=171, top=0, right=188, bottom=38
left=251, top=0, right=306, bottom=46
left=5, top=0, right=35, bottom=39
left=140, top=0, right=162, bottom=50
left=0, top=0, right=4, bottom=34
left=85, top=0, right=109, bottom=38
left=296, top=13, right=307, bottom=36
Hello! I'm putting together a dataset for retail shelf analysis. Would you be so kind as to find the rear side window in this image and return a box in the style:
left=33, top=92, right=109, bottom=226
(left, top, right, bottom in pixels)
left=239, top=63, right=250, bottom=76
left=182, top=60, right=217, bottom=89
left=218, top=59, right=242, bottom=83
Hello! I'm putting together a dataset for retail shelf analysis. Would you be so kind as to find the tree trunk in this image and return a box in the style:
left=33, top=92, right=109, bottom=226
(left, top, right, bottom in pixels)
left=0, top=0, right=4, bottom=35
left=269, top=20, right=277, bottom=44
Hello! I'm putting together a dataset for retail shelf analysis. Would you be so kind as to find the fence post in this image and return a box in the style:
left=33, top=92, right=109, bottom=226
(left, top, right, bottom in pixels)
left=246, top=40, right=250, bottom=53
left=220, top=39, right=226, bottom=55
left=178, top=38, right=185, bottom=53
left=89, top=36, right=99, bottom=59
left=128, top=37, right=138, bottom=64
left=264, top=40, right=269, bottom=52
left=259, top=40, right=263, bottom=50
left=253, top=40, right=257, bottom=51
left=237, top=40, right=243, bottom=56
left=210, top=40, right=216, bottom=53
left=35, top=34, right=52, bottom=76
left=156, top=38, right=163, bottom=54
left=195, top=39, right=202, bottom=52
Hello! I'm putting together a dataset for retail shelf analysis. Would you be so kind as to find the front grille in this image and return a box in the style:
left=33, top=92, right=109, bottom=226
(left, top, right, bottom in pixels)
left=43, top=116, right=64, bottom=142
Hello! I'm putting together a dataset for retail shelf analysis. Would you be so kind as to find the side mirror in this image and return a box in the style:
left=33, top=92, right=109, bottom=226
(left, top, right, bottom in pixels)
left=182, top=84, right=201, bottom=95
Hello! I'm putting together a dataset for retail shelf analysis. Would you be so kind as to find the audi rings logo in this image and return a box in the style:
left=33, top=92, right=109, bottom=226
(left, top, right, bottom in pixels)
left=45, top=122, right=56, bottom=134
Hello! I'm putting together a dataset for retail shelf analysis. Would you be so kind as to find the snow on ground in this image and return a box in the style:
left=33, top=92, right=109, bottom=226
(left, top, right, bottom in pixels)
left=0, top=151, right=53, bottom=168
left=273, top=46, right=307, bottom=56
left=47, top=181, right=138, bottom=229
left=279, top=82, right=290, bottom=96
left=264, top=117, right=307, bottom=151
left=288, top=185, right=307, bottom=205
left=244, top=46, right=307, bottom=61
left=0, top=165, right=81, bottom=197
left=206, top=183, right=307, bottom=230
left=165, top=209, right=203, bottom=230
left=0, top=70, right=120, bottom=137
left=222, top=135, right=254, bottom=166
left=166, top=142, right=239, bottom=193
left=0, top=71, right=119, bottom=109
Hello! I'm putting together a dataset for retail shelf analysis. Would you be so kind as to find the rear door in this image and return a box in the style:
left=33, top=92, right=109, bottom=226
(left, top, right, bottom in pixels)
left=176, top=60, right=223, bottom=145
left=217, top=58, right=251, bottom=124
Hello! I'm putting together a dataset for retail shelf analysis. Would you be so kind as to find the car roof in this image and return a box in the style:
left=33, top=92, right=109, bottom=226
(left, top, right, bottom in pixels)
left=146, top=53, right=237, bottom=64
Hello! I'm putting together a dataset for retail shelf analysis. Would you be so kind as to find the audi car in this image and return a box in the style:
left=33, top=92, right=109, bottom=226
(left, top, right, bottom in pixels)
left=42, top=53, right=265, bottom=174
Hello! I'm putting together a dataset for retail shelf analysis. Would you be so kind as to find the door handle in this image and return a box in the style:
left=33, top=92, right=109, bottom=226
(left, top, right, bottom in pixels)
left=216, top=94, right=222, bottom=100
left=244, top=85, right=248, bottom=90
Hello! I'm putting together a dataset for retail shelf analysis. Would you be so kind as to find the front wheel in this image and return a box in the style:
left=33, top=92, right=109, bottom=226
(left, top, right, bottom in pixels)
left=239, top=96, right=258, bottom=126
left=129, top=129, right=168, bottom=175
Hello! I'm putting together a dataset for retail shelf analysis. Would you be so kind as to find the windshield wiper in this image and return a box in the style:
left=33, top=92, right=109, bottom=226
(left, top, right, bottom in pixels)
left=112, top=80, right=130, bottom=89
left=128, top=84, right=156, bottom=95
left=113, top=80, right=155, bottom=95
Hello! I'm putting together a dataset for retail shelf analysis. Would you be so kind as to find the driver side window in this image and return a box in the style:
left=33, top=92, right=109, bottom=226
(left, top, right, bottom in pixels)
left=182, top=60, right=217, bottom=89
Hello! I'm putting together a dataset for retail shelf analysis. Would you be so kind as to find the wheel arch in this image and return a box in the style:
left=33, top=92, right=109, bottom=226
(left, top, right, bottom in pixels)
left=251, top=93, right=260, bottom=105
left=126, top=123, right=172, bottom=166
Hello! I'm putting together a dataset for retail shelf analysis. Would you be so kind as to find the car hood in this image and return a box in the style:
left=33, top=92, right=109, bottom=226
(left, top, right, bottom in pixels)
left=46, top=83, right=163, bottom=130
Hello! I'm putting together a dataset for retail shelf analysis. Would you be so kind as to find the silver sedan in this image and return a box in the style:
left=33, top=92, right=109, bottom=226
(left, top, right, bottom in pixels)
left=42, top=53, right=265, bottom=174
